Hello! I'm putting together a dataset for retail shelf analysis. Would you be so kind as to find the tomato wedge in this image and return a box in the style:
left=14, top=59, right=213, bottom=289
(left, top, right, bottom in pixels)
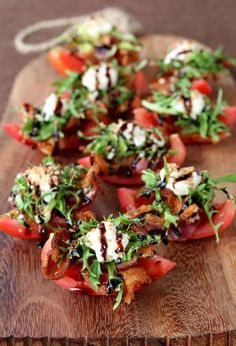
left=77, top=156, right=92, bottom=168
left=0, top=211, right=40, bottom=240
left=77, top=132, right=186, bottom=186
left=42, top=235, right=175, bottom=297
left=117, top=188, right=235, bottom=240
left=55, top=257, right=175, bottom=295
left=180, top=132, right=230, bottom=144
left=41, top=235, right=108, bottom=295
left=138, top=256, right=176, bottom=280
left=133, top=107, right=160, bottom=128
left=117, top=188, right=137, bottom=211
left=219, top=107, right=236, bottom=127
left=189, top=199, right=235, bottom=240
left=117, top=187, right=154, bottom=212
left=102, top=174, right=144, bottom=186
left=192, top=79, right=212, bottom=96
left=55, top=265, right=108, bottom=295
left=168, top=134, right=186, bottom=166
left=132, top=71, right=147, bottom=95
left=3, top=123, right=36, bottom=146
left=48, top=48, right=86, bottom=76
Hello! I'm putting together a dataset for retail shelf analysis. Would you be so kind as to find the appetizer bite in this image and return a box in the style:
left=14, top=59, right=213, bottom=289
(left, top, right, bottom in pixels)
left=0, top=157, right=99, bottom=240
left=48, top=15, right=142, bottom=75
left=41, top=213, right=175, bottom=308
left=141, top=87, right=236, bottom=143
left=118, top=162, right=236, bottom=241
left=4, top=61, right=144, bottom=155
left=154, top=40, right=236, bottom=84
left=78, top=119, right=186, bottom=185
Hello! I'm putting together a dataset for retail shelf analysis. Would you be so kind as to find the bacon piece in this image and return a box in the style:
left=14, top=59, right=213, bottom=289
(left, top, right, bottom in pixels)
left=120, top=267, right=151, bottom=304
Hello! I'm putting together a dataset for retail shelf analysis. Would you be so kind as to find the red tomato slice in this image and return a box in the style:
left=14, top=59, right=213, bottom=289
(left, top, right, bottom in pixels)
left=78, top=156, right=144, bottom=185
left=0, top=212, right=40, bottom=240
left=117, top=188, right=137, bottom=211
left=102, top=174, right=143, bottom=186
left=181, top=132, right=229, bottom=144
left=118, top=188, right=235, bottom=240
left=42, top=236, right=175, bottom=296
left=219, top=107, right=236, bottom=127
left=132, top=71, right=147, bottom=94
left=168, top=134, right=186, bottom=166
left=134, top=107, right=160, bottom=128
left=192, top=79, right=212, bottom=96
left=138, top=256, right=176, bottom=280
left=48, top=48, right=86, bottom=76
left=42, top=235, right=108, bottom=295
left=3, top=123, right=36, bottom=146
left=190, top=199, right=235, bottom=240
left=77, top=156, right=92, bottom=168
left=55, top=265, right=108, bottom=295
left=117, top=187, right=154, bottom=212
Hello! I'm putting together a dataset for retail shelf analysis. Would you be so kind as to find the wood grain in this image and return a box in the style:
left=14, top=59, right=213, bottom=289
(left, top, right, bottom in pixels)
left=1, top=333, right=236, bottom=346
left=0, top=35, right=236, bottom=342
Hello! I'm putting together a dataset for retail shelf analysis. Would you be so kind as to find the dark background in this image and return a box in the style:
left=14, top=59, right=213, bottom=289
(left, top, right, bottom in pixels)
left=0, top=0, right=236, bottom=115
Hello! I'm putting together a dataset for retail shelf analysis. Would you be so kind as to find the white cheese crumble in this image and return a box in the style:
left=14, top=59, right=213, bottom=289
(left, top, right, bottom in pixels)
left=24, top=165, right=59, bottom=194
left=160, top=163, right=202, bottom=196
left=103, top=221, right=129, bottom=262
left=84, top=226, right=104, bottom=262
left=83, top=221, right=130, bottom=262
left=133, top=125, right=146, bottom=147
left=43, top=93, right=59, bottom=121
left=172, top=90, right=205, bottom=120
left=78, top=16, right=113, bottom=38
left=81, top=63, right=118, bottom=92
left=122, top=122, right=134, bottom=140
left=164, top=40, right=199, bottom=64
left=190, top=90, right=205, bottom=120
left=119, top=121, right=146, bottom=147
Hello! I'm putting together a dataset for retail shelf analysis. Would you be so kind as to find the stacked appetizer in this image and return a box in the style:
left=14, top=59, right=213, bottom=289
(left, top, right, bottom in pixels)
left=1, top=15, right=236, bottom=308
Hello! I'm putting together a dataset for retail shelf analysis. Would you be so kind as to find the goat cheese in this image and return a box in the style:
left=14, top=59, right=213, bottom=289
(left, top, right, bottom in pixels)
left=164, top=40, right=199, bottom=64
left=24, top=165, right=60, bottom=194
left=84, top=226, right=104, bottom=262
left=172, top=90, right=205, bottom=119
left=43, top=93, right=59, bottom=121
left=103, top=221, right=129, bottom=262
left=160, top=163, right=202, bottom=196
left=83, top=221, right=130, bottom=262
left=190, top=90, right=205, bottom=120
left=133, top=125, right=146, bottom=147
left=82, top=63, right=118, bottom=92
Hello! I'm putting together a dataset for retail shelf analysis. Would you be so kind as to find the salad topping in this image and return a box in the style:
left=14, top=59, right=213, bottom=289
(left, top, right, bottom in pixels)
left=9, top=157, right=98, bottom=227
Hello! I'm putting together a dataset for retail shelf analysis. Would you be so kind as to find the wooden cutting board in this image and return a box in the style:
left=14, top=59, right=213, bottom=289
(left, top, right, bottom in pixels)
left=1, top=35, right=236, bottom=345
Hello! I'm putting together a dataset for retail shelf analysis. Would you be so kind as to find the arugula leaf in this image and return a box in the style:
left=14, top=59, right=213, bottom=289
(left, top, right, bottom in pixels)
left=163, top=208, right=179, bottom=229
left=143, top=87, right=229, bottom=142
left=212, top=174, right=236, bottom=184
left=141, top=169, right=160, bottom=189
left=87, top=121, right=168, bottom=164
left=10, top=161, right=90, bottom=227
left=156, top=47, right=236, bottom=79
left=113, top=281, right=124, bottom=310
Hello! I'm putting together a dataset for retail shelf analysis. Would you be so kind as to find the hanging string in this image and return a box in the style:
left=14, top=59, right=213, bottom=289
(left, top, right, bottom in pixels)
left=14, top=7, right=143, bottom=54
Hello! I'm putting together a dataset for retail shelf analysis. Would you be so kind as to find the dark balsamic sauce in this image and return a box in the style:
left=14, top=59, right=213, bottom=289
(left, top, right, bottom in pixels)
left=116, top=231, right=124, bottom=253
left=106, top=274, right=123, bottom=294
left=100, top=223, right=107, bottom=260
left=123, top=167, right=133, bottom=177
left=161, top=231, right=169, bottom=245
